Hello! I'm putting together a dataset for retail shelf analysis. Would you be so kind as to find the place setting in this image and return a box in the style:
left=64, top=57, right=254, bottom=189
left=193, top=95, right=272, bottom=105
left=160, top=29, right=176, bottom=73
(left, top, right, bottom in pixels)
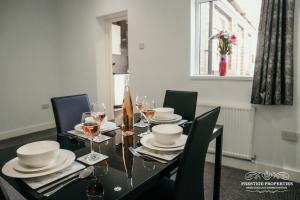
left=68, top=103, right=119, bottom=143
left=1, top=140, right=89, bottom=196
left=150, top=107, right=183, bottom=124
left=133, top=124, right=187, bottom=163
left=136, top=101, right=188, bottom=137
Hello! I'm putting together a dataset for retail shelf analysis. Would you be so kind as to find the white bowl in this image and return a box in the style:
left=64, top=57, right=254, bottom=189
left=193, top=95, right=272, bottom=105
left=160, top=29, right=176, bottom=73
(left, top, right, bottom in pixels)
left=152, top=124, right=182, bottom=145
left=154, top=107, right=174, bottom=120
left=17, top=141, right=60, bottom=168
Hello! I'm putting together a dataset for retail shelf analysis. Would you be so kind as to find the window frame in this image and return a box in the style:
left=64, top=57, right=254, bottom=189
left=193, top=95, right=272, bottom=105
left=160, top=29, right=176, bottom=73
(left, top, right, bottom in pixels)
left=191, top=0, right=256, bottom=81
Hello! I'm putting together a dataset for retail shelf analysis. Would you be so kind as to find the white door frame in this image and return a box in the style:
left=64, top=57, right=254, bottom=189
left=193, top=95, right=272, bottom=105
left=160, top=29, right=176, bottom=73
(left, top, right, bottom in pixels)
left=96, top=11, right=128, bottom=120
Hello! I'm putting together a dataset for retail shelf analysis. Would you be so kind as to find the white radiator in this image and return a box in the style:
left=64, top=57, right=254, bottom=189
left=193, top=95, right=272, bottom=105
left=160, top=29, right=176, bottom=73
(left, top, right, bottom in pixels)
left=197, top=103, right=255, bottom=161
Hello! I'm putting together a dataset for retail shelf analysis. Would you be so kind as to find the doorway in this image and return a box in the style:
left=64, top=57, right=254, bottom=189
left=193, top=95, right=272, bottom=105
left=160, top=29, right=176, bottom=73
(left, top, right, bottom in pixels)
left=96, top=11, right=128, bottom=121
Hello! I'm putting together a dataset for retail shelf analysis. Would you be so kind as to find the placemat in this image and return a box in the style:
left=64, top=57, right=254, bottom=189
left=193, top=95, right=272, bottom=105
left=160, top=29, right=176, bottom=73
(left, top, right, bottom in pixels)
left=23, top=161, right=85, bottom=190
left=135, top=146, right=182, bottom=161
left=77, top=152, right=108, bottom=165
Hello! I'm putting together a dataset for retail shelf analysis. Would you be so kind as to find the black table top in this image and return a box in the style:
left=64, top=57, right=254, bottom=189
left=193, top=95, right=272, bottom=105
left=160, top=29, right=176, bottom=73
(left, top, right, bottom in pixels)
left=0, top=123, right=223, bottom=200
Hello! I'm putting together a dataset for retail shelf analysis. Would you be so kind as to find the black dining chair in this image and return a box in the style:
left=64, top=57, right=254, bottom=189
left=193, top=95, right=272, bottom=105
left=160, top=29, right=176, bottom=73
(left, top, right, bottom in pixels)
left=1, top=176, right=27, bottom=200
left=163, top=90, right=198, bottom=121
left=0, top=186, right=7, bottom=200
left=51, top=94, right=91, bottom=136
left=137, top=107, right=220, bottom=200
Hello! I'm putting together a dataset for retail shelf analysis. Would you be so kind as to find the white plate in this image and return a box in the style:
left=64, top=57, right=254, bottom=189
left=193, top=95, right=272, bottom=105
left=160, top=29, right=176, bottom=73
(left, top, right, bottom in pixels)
left=140, top=134, right=187, bottom=151
left=153, top=115, right=177, bottom=121
left=151, top=114, right=182, bottom=124
left=151, top=137, right=185, bottom=148
left=2, top=149, right=75, bottom=178
left=13, top=150, right=68, bottom=173
left=74, top=121, right=117, bottom=133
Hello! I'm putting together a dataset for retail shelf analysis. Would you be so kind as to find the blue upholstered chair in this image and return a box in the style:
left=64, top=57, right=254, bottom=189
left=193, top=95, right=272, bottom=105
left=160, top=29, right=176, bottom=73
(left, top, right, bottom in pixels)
left=51, top=94, right=91, bottom=136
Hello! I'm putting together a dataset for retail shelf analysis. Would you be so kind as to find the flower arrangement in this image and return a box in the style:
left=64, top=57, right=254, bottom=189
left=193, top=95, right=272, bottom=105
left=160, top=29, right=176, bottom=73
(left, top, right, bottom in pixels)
left=209, top=30, right=237, bottom=55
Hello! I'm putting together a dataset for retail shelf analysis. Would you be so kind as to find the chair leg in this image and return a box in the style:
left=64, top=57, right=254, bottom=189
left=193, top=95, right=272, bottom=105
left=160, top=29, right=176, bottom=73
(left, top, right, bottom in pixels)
left=213, top=131, right=223, bottom=200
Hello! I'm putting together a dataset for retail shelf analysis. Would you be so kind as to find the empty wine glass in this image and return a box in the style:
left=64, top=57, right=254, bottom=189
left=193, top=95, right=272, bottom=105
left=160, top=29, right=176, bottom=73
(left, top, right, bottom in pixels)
left=141, top=100, right=156, bottom=136
left=135, top=96, right=147, bottom=126
left=81, top=112, right=100, bottom=162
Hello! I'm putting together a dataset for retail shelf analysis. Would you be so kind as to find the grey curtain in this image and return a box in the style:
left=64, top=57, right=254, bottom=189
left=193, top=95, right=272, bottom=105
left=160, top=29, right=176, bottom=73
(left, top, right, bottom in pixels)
left=251, top=0, right=295, bottom=105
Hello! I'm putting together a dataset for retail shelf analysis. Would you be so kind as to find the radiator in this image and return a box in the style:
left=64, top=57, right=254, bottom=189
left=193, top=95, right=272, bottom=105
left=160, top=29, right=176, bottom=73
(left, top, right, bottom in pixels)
left=197, top=103, right=255, bottom=161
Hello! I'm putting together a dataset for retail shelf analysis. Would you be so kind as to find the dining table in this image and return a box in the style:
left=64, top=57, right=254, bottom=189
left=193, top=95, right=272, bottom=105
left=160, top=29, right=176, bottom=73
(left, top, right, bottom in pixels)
left=0, top=116, right=223, bottom=200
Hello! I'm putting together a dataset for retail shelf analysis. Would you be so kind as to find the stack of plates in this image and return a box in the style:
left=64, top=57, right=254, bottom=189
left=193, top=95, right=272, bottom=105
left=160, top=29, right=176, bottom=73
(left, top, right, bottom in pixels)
left=140, top=133, right=187, bottom=151
left=151, top=114, right=182, bottom=124
left=2, top=141, right=75, bottom=178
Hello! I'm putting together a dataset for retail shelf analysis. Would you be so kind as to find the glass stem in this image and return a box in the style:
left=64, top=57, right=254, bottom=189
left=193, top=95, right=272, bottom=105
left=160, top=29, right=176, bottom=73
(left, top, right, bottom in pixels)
left=147, top=122, right=150, bottom=134
left=90, top=136, right=94, bottom=155
left=140, top=112, right=143, bottom=123
left=98, top=130, right=101, bottom=154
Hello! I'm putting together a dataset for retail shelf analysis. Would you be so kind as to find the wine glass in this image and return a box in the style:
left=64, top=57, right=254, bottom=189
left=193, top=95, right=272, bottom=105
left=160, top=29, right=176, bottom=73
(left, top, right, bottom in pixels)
left=141, top=100, right=156, bottom=136
left=135, top=96, right=147, bottom=126
left=91, top=103, right=106, bottom=141
left=81, top=112, right=100, bottom=162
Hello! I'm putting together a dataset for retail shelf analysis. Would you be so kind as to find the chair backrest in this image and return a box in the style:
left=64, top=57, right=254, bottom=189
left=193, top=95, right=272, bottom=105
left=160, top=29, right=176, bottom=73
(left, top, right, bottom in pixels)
left=163, top=90, right=198, bottom=121
left=51, top=94, right=91, bottom=135
left=1, top=176, right=27, bottom=200
left=174, top=107, right=220, bottom=200
left=0, top=186, right=7, bottom=200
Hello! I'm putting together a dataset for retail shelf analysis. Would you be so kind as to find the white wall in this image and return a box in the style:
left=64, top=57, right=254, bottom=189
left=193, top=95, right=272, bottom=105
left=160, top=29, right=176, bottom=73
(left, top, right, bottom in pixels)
left=55, top=0, right=300, bottom=172
left=0, top=0, right=60, bottom=138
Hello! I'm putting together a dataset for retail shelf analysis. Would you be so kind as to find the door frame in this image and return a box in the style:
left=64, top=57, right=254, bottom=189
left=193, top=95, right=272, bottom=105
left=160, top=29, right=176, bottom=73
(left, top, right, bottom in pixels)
left=96, top=11, right=128, bottom=120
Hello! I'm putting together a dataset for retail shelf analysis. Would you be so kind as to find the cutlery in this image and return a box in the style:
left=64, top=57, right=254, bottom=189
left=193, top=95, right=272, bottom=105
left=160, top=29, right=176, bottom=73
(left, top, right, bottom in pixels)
left=37, top=170, right=82, bottom=193
left=43, top=166, right=94, bottom=197
left=128, top=147, right=167, bottom=164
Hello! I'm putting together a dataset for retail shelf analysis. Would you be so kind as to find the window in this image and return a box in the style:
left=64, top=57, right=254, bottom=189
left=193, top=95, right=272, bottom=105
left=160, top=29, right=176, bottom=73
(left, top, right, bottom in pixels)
left=192, top=0, right=261, bottom=77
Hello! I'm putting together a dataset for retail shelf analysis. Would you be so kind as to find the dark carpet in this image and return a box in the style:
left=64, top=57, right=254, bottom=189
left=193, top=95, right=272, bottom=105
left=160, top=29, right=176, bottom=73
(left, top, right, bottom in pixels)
left=204, top=162, right=300, bottom=200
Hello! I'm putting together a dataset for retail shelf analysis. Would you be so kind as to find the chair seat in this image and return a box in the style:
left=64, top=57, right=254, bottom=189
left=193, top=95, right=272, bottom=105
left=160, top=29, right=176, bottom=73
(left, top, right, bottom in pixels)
left=137, top=177, right=175, bottom=200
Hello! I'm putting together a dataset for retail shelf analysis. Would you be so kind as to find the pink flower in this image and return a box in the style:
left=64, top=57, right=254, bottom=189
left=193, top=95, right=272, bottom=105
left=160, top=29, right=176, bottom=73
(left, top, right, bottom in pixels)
left=218, top=30, right=224, bottom=37
left=229, top=34, right=237, bottom=43
left=209, top=30, right=225, bottom=40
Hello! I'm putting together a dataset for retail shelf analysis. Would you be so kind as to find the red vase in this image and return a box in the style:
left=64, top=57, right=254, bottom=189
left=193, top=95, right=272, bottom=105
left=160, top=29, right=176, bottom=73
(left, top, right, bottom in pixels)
left=219, top=54, right=227, bottom=76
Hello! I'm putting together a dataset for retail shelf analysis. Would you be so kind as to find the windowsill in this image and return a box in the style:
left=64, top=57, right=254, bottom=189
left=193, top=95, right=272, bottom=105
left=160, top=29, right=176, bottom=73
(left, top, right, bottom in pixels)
left=190, top=75, right=253, bottom=81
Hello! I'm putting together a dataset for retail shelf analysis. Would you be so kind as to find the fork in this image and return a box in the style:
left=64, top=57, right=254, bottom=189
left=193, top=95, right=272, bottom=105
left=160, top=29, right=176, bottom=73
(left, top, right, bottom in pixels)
left=128, top=147, right=167, bottom=163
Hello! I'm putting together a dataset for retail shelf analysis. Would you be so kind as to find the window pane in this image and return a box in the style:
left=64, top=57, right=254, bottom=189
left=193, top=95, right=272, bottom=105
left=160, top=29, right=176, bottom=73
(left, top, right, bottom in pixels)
left=199, top=2, right=210, bottom=75
left=195, top=0, right=261, bottom=77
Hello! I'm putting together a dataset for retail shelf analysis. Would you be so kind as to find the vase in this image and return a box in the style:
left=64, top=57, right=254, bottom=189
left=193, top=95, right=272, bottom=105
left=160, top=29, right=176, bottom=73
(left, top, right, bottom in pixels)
left=219, top=54, right=227, bottom=76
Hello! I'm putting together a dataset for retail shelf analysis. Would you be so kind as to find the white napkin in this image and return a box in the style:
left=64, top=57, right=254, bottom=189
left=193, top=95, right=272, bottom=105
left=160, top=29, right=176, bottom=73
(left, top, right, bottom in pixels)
left=23, top=161, right=85, bottom=190
left=135, top=146, right=182, bottom=161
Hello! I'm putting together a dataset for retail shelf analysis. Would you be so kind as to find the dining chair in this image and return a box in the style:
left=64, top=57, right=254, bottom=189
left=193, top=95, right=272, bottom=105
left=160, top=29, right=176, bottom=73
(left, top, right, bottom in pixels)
left=163, top=90, right=198, bottom=121
left=1, top=176, right=27, bottom=200
left=137, top=107, right=220, bottom=200
left=51, top=94, right=91, bottom=136
left=0, top=184, right=7, bottom=200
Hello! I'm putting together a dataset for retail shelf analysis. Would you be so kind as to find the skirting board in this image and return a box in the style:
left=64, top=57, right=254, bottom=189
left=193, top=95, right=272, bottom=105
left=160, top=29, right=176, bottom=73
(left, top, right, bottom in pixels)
left=0, top=122, right=56, bottom=140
